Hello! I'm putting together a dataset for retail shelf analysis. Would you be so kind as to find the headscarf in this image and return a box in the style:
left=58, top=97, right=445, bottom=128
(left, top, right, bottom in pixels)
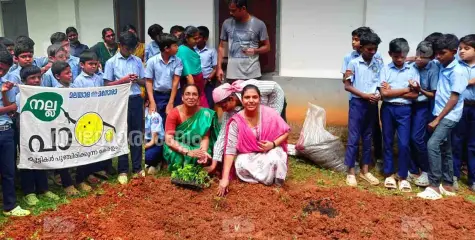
left=212, top=80, right=245, bottom=103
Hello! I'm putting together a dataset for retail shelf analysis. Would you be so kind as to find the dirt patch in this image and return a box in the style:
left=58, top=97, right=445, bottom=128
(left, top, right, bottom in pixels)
left=288, top=121, right=302, bottom=144
left=3, top=177, right=475, bottom=239
left=303, top=198, right=338, bottom=218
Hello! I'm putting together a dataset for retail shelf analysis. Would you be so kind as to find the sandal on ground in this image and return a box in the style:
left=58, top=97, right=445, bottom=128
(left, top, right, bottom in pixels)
left=42, top=191, right=60, bottom=201
left=439, top=185, right=456, bottom=197
left=417, top=187, right=442, bottom=200
left=24, top=193, right=39, bottom=206
left=78, top=182, right=92, bottom=192
left=93, top=171, right=109, bottom=180
left=384, top=176, right=397, bottom=189
left=399, top=180, right=412, bottom=193
left=132, top=170, right=146, bottom=179
left=118, top=174, right=128, bottom=185
left=87, top=175, right=101, bottom=185
left=147, top=166, right=157, bottom=175
left=3, top=206, right=31, bottom=217
left=359, top=172, right=380, bottom=186
left=64, top=186, right=80, bottom=196
left=414, top=172, right=430, bottom=187
left=346, top=175, right=357, bottom=187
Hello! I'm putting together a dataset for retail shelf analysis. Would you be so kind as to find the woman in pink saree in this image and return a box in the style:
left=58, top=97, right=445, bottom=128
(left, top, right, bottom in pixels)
left=217, top=85, right=290, bottom=196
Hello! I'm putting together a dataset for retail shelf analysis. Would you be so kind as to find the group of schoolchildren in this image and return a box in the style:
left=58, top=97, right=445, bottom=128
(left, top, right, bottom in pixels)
left=342, top=27, right=475, bottom=200
left=0, top=23, right=217, bottom=216
left=2, top=23, right=472, bottom=218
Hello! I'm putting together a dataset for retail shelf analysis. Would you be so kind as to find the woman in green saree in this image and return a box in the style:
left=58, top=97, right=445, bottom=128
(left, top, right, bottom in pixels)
left=164, top=84, right=220, bottom=171
left=90, top=28, right=119, bottom=68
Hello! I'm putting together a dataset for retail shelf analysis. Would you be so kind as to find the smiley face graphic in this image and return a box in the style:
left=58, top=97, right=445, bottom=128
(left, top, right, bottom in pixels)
left=74, top=112, right=104, bottom=147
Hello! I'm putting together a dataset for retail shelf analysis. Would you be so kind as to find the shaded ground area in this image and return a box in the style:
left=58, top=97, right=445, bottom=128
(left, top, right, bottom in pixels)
left=2, top=159, right=475, bottom=240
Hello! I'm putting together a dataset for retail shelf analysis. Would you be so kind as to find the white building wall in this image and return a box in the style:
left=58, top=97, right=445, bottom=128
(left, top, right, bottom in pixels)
left=280, top=0, right=364, bottom=79
left=144, top=0, right=215, bottom=47
left=280, top=0, right=475, bottom=79
left=77, top=0, right=115, bottom=48
left=24, top=0, right=114, bottom=58
left=365, top=0, right=426, bottom=64
left=423, top=0, right=475, bottom=37
left=56, top=0, right=77, bottom=32
left=25, top=0, right=72, bottom=56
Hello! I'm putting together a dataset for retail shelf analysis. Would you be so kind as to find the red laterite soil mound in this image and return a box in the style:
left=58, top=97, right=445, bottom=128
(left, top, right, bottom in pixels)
left=3, top=177, right=475, bottom=239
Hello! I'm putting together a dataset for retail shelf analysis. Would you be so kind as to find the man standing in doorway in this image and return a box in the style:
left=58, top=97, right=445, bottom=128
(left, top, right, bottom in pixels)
left=216, top=0, right=271, bottom=82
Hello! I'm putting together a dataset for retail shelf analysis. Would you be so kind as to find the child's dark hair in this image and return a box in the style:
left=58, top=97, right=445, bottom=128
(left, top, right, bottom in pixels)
left=424, top=32, right=443, bottom=45
left=351, top=27, right=373, bottom=38
left=460, top=34, right=475, bottom=49
left=65, top=26, right=78, bottom=35
left=157, top=34, right=178, bottom=52
left=51, top=61, right=70, bottom=78
left=182, top=84, right=200, bottom=96
left=79, top=50, right=99, bottom=64
left=0, top=37, right=14, bottom=47
left=14, top=43, right=33, bottom=57
left=50, top=32, right=68, bottom=44
left=102, top=28, right=114, bottom=39
left=20, top=65, right=41, bottom=82
left=434, top=34, right=459, bottom=52
left=123, top=24, right=140, bottom=41
left=389, top=38, right=409, bottom=54
left=197, top=26, right=210, bottom=39
left=0, top=46, right=13, bottom=67
left=242, top=84, right=261, bottom=97
left=416, top=41, right=434, bottom=58
left=179, top=26, right=199, bottom=45
left=119, top=31, right=138, bottom=49
left=359, top=32, right=382, bottom=47
left=122, top=24, right=137, bottom=33
left=148, top=24, right=164, bottom=40
left=15, top=36, right=35, bottom=48
left=228, top=0, right=248, bottom=8
left=170, top=25, right=185, bottom=35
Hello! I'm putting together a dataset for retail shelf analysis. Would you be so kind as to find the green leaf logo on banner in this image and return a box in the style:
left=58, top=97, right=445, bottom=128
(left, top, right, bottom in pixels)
left=21, top=92, right=64, bottom=122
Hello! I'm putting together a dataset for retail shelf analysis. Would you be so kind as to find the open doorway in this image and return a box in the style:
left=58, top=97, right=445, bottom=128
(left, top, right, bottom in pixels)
left=218, top=0, right=277, bottom=73
left=113, top=0, right=145, bottom=41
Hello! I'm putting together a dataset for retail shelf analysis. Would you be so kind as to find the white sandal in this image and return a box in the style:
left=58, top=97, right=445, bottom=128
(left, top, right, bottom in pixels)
left=346, top=175, right=357, bottom=187
left=359, top=172, right=380, bottom=186
left=399, top=180, right=412, bottom=193
left=415, top=172, right=430, bottom=187
left=384, top=176, right=397, bottom=189
left=417, top=187, right=442, bottom=200
left=439, top=185, right=456, bottom=197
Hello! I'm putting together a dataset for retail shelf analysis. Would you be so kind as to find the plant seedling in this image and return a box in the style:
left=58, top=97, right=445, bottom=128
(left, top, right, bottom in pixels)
left=171, top=164, right=211, bottom=190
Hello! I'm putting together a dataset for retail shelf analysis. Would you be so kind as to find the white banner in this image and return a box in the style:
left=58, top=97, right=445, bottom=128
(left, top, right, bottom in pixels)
left=18, top=84, right=131, bottom=169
